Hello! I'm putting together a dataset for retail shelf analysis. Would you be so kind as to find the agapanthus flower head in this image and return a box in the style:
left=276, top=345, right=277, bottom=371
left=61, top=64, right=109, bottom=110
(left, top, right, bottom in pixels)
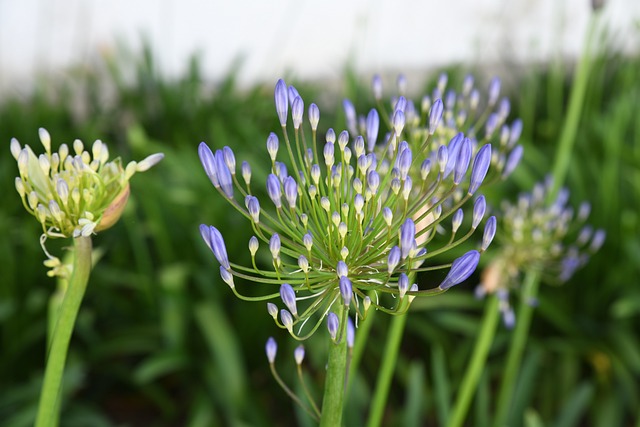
left=199, top=76, right=513, bottom=340
left=478, top=178, right=605, bottom=327
left=11, top=129, right=163, bottom=276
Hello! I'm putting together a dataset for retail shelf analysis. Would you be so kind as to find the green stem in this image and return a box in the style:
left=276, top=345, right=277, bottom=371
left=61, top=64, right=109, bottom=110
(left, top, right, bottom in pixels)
left=366, top=311, right=407, bottom=427
left=35, top=236, right=92, bottom=427
left=447, top=294, right=501, bottom=427
left=492, top=269, right=540, bottom=427
left=319, top=303, right=348, bottom=427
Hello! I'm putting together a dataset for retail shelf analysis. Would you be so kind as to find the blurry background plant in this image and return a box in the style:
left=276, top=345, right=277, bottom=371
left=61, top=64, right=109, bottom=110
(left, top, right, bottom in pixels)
left=0, top=24, right=638, bottom=427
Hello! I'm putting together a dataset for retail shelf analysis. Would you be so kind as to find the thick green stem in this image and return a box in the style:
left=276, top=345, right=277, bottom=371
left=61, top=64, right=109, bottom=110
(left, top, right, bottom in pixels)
left=319, top=304, right=348, bottom=427
left=447, top=294, right=501, bottom=427
left=35, top=236, right=92, bottom=427
left=493, top=269, right=540, bottom=427
left=366, top=312, right=407, bottom=427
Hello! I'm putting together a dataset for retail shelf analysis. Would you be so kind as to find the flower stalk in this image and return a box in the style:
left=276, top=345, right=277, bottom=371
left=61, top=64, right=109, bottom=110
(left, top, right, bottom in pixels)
left=320, top=304, right=348, bottom=427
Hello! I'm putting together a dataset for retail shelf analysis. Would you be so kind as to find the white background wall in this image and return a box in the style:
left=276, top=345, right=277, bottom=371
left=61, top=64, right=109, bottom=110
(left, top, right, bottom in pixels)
left=0, top=0, right=638, bottom=93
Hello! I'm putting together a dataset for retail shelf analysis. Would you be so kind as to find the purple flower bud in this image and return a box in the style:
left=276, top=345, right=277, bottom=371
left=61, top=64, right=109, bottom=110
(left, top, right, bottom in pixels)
left=392, top=110, right=405, bottom=136
left=266, top=132, right=279, bottom=161
left=346, top=317, right=355, bottom=348
left=281, top=309, right=293, bottom=332
left=454, top=137, right=472, bottom=185
left=462, top=74, right=474, bottom=95
left=398, top=273, right=409, bottom=298
left=267, top=302, right=278, bottom=318
left=220, top=266, right=234, bottom=288
left=590, top=229, right=606, bottom=252
left=198, top=142, right=218, bottom=187
left=488, top=77, right=501, bottom=106
left=482, top=216, right=497, bottom=250
left=383, top=207, right=393, bottom=226
left=283, top=176, right=298, bottom=209
left=366, top=109, right=380, bottom=151
left=452, top=209, right=464, bottom=233
left=266, top=174, right=282, bottom=208
left=367, top=170, right=380, bottom=194
left=336, top=260, right=348, bottom=278
left=200, top=225, right=230, bottom=270
left=485, top=113, right=499, bottom=138
left=309, top=103, right=320, bottom=131
left=394, top=96, right=407, bottom=113
left=509, top=119, right=523, bottom=147
left=294, top=345, right=305, bottom=365
left=275, top=79, right=288, bottom=126
left=241, top=161, right=251, bottom=185
left=503, top=145, right=523, bottom=178
left=578, top=202, right=591, bottom=221
left=265, top=337, right=277, bottom=363
left=372, top=75, right=383, bottom=101
left=269, top=233, right=281, bottom=258
left=338, top=130, right=349, bottom=151
left=421, top=159, right=431, bottom=180
left=340, top=276, right=352, bottom=306
left=429, top=99, right=444, bottom=135
left=400, top=218, right=416, bottom=259
left=303, top=233, right=313, bottom=251
left=223, top=146, right=236, bottom=174
left=498, top=98, right=510, bottom=119
left=445, top=90, right=456, bottom=111
left=469, top=144, right=492, bottom=194
left=472, top=196, right=486, bottom=229
left=292, top=96, right=304, bottom=130
left=280, top=283, right=298, bottom=316
left=215, top=150, right=234, bottom=198
left=288, top=85, right=300, bottom=104
left=439, top=250, right=481, bottom=290
left=327, top=312, right=339, bottom=340
left=444, top=133, right=463, bottom=178
left=245, top=195, right=260, bottom=223
left=437, top=73, right=448, bottom=93
left=397, top=147, right=412, bottom=180
left=324, top=141, right=335, bottom=166
left=437, top=145, right=448, bottom=173
left=343, top=99, right=357, bottom=135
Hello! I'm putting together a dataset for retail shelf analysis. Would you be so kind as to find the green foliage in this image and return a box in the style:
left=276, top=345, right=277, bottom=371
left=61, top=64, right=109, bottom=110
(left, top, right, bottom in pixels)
left=1, top=32, right=638, bottom=425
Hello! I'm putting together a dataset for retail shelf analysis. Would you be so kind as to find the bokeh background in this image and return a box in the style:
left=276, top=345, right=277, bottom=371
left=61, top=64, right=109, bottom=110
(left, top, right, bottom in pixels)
left=1, top=1, right=639, bottom=426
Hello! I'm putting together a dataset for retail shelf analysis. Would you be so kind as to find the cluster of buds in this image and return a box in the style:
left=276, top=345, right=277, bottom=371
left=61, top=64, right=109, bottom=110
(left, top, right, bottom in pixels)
left=477, top=177, right=605, bottom=327
left=199, top=74, right=522, bottom=341
left=11, top=128, right=164, bottom=277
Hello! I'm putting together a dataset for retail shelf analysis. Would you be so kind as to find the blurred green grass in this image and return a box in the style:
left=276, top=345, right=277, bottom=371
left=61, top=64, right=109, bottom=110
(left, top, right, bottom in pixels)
left=0, top=34, right=638, bottom=426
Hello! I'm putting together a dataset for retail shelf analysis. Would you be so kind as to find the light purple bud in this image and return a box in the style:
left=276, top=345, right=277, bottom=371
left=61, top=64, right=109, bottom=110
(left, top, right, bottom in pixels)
left=241, top=161, right=251, bottom=185
left=444, top=133, right=463, bottom=178
left=275, top=79, right=288, bottom=126
left=288, top=85, right=300, bottom=105
left=367, top=170, right=380, bottom=194
left=223, top=146, right=236, bottom=174
left=303, top=233, right=313, bottom=251
left=429, top=99, right=444, bottom=135
left=340, top=276, right=352, bottom=306
left=437, top=73, right=448, bottom=93
left=327, top=312, right=339, bottom=340
left=454, top=137, right=472, bottom=184
left=452, top=209, right=464, bottom=233
left=215, top=150, right=234, bottom=198
left=469, top=144, right=492, bottom=194
left=421, top=159, right=431, bottom=180
left=245, top=195, right=261, bottom=223
left=326, top=128, right=336, bottom=144
left=337, top=260, right=348, bottom=278
left=445, top=90, right=456, bottom=111
left=394, top=96, right=407, bottom=113
left=590, top=229, right=606, bottom=252
left=343, top=99, right=357, bottom=135
left=275, top=161, right=288, bottom=181
left=266, top=337, right=277, bottom=363
left=437, top=145, right=448, bottom=173
left=220, top=266, right=234, bottom=288
left=266, top=132, right=279, bottom=161
left=346, top=317, right=355, bottom=348
left=400, top=218, right=416, bottom=259
left=292, top=96, right=304, bottom=130
left=266, top=174, right=282, bottom=208
left=470, top=89, right=480, bottom=110
left=472, top=196, right=486, bottom=229
left=398, top=147, right=412, bottom=180
left=509, top=119, right=523, bottom=147
left=372, top=75, right=383, bottom=100
left=309, top=103, right=320, bottom=131
left=488, top=77, right=501, bottom=106
left=324, top=142, right=335, bottom=165
left=503, top=307, right=516, bottom=329
left=392, top=110, right=405, bottom=136
left=267, top=303, right=278, bottom=318
left=198, top=142, right=218, bottom=187
left=269, top=233, right=281, bottom=258
left=482, top=216, right=497, bottom=251
left=283, top=176, right=298, bottom=208
left=398, top=273, right=409, bottom=298
left=503, top=145, right=523, bottom=178
left=439, top=250, right=481, bottom=290
left=578, top=202, right=591, bottom=221
left=280, top=309, right=293, bottom=332
left=462, top=74, right=474, bottom=95
left=485, top=113, right=499, bottom=137
left=200, top=225, right=230, bottom=270
left=280, top=283, right=298, bottom=316
left=498, top=98, right=510, bottom=119
left=366, top=109, right=380, bottom=151
left=294, top=345, right=305, bottom=365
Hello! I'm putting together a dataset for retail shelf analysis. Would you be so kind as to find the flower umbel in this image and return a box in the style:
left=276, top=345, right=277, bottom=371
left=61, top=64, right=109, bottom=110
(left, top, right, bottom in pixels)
left=11, top=129, right=164, bottom=276
left=199, top=76, right=517, bottom=340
